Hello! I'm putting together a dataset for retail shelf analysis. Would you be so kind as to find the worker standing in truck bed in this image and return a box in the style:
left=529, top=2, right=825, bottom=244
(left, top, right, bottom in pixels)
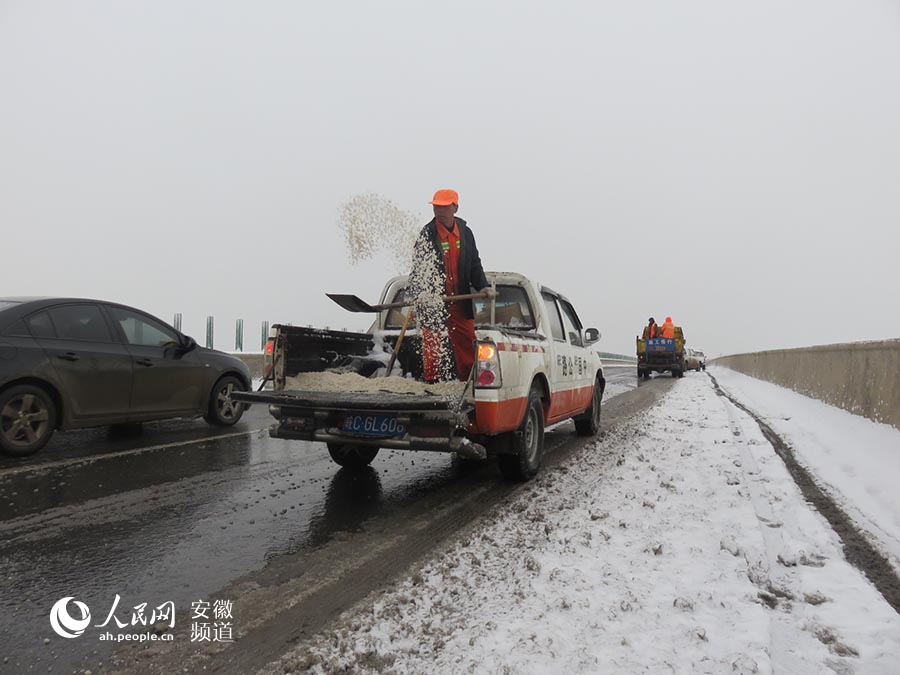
left=642, top=317, right=659, bottom=339
left=409, top=189, right=493, bottom=383
left=660, top=316, right=676, bottom=338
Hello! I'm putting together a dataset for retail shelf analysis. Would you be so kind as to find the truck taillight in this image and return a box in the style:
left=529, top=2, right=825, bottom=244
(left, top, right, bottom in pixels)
left=264, top=337, right=275, bottom=378
left=477, top=343, right=496, bottom=361
left=475, top=340, right=501, bottom=388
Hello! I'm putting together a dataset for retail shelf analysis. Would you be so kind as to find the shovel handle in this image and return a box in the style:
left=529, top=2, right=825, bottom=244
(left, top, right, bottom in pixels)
left=378, top=291, right=489, bottom=312
left=385, top=309, right=413, bottom=376
left=443, top=292, right=491, bottom=302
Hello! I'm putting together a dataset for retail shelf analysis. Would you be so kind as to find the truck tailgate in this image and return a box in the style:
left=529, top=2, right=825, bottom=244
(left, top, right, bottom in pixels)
left=231, top=388, right=479, bottom=455
left=231, top=389, right=467, bottom=412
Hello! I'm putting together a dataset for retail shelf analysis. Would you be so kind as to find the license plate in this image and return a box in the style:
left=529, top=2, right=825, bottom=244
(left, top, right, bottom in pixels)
left=342, top=413, right=406, bottom=437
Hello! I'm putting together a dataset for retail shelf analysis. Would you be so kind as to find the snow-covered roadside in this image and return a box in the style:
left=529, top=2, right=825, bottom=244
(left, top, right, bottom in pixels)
left=710, top=366, right=900, bottom=570
left=261, top=375, right=900, bottom=675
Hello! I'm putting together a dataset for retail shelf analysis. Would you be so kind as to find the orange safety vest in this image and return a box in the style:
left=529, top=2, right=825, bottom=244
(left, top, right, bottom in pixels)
left=661, top=321, right=675, bottom=338
left=642, top=323, right=658, bottom=339
left=437, top=221, right=462, bottom=296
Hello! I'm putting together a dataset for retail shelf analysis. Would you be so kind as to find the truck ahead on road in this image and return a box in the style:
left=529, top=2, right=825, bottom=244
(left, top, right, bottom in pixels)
left=636, top=326, right=686, bottom=379
left=233, top=272, right=605, bottom=481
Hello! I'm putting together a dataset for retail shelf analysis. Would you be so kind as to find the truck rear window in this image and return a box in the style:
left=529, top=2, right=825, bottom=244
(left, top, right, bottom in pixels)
left=474, top=286, right=535, bottom=329
left=383, top=286, right=536, bottom=330
left=384, top=288, right=414, bottom=329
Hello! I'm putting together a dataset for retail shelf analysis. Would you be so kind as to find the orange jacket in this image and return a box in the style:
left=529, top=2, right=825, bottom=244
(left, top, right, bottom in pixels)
left=660, top=319, right=675, bottom=338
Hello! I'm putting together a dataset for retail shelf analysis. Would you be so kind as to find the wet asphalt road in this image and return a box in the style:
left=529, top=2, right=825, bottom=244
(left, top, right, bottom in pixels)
left=0, top=366, right=638, bottom=675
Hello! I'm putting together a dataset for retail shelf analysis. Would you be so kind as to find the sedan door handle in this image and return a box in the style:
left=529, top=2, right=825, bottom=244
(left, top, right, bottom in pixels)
left=135, top=358, right=154, bottom=367
left=57, top=352, right=80, bottom=362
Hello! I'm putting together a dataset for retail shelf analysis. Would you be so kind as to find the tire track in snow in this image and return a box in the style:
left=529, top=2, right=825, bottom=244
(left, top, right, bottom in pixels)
left=717, top=390, right=821, bottom=673
left=709, top=373, right=900, bottom=615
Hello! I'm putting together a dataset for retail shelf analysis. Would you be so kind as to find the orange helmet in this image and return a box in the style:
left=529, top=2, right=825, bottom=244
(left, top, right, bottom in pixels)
left=665, top=316, right=673, bottom=323
left=429, top=189, right=459, bottom=206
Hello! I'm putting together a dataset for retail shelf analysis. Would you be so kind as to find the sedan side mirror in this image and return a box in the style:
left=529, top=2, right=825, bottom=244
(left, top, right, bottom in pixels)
left=180, top=335, right=198, bottom=352
left=584, top=328, right=601, bottom=345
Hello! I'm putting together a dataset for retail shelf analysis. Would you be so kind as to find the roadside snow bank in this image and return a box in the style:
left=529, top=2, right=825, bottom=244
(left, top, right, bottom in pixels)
left=710, top=365, right=900, bottom=567
left=263, top=374, right=900, bottom=674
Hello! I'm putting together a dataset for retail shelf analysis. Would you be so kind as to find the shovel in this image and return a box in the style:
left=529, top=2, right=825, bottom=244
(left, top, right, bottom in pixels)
left=385, top=309, right=414, bottom=377
left=327, top=291, right=489, bottom=313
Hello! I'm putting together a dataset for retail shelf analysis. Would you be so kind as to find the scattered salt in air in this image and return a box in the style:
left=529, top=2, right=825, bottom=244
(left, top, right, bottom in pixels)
left=337, top=193, right=461, bottom=383
left=337, top=193, right=420, bottom=273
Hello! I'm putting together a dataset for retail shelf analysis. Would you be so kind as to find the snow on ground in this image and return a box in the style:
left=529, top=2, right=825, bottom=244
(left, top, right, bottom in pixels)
left=710, top=365, right=900, bottom=569
left=262, top=373, right=900, bottom=675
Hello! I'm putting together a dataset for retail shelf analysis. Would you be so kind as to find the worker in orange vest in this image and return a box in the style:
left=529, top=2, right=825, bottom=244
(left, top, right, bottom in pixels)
left=408, top=189, right=493, bottom=383
left=642, top=317, right=659, bottom=339
left=660, top=316, right=676, bottom=338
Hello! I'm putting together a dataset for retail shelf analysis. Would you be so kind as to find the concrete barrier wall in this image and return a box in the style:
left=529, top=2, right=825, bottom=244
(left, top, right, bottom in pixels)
left=713, top=339, right=900, bottom=430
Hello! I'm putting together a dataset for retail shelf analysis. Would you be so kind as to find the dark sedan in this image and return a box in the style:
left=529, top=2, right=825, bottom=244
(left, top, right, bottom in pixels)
left=0, top=298, right=252, bottom=456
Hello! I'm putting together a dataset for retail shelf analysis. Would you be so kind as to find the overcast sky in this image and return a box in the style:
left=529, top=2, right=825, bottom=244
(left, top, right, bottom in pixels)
left=1, top=1, right=898, bottom=356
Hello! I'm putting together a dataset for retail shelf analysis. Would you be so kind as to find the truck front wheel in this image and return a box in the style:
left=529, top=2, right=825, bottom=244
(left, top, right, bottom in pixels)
left=574, top=377, right=602, bottom=437
left=326, top=443, right=379, bottom=470
left=498, top=387, right=544, bottom=482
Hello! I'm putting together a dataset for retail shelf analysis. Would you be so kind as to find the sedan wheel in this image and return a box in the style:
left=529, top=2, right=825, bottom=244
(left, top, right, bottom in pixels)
left=0, top=385, right=57, bottom=457
left=204, top=376, right=246, bottom=426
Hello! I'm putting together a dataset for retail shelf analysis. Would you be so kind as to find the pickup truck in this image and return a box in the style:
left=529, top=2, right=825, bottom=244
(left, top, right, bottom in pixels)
left=232, top=272, right=605, bottom=481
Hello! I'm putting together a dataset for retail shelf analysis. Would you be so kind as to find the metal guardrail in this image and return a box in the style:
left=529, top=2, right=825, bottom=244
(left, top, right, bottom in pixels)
left=175, top=315, right=637, bottom=359
left=180, top=317, right=272, bottom=352
left=597, top=352, right=637, bottom=362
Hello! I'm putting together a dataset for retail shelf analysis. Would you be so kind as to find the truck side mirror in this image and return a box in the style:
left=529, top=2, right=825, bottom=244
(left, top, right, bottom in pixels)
left=584, top=328, right=600, bottom=345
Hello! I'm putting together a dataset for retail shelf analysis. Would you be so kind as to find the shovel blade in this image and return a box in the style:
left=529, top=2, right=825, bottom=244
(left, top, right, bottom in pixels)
left=326, top=293, right=378, bottom=313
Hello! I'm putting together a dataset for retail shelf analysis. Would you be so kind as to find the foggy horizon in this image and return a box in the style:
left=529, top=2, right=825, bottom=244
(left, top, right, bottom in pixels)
left=2, top=1, right=898, bottom=357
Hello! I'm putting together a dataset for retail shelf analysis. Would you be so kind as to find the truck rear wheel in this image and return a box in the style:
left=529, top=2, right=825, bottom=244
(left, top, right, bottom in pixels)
left=326, top=443, right=379, bottom=470
left=498, top=387, right=544, bottom=482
